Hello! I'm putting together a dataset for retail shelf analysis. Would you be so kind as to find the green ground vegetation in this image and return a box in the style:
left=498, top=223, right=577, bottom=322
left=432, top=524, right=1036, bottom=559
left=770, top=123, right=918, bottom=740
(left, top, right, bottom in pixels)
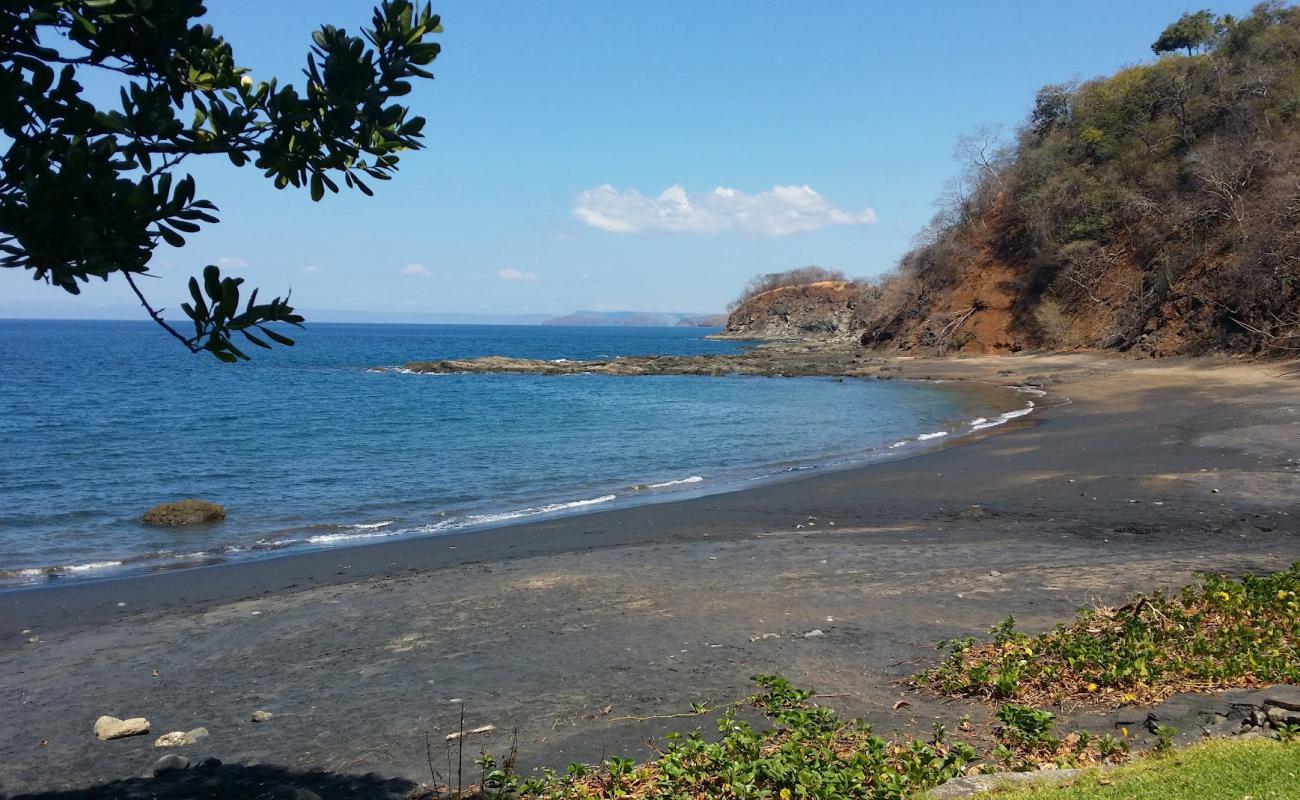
left=917, top=564, right=1300, bottom=708
left=446, top=677, right=1128, bottom=800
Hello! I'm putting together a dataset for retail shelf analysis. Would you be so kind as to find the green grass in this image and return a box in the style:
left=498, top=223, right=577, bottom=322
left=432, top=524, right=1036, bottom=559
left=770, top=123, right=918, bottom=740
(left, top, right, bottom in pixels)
left=918, top=564, right=1300, bottom=707
left=970, top=738, right=1300, bottom=799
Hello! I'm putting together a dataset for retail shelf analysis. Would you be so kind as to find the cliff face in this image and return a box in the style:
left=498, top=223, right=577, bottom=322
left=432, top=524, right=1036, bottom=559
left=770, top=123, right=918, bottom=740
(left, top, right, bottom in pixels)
left=722, top=281, right=868, bottom=340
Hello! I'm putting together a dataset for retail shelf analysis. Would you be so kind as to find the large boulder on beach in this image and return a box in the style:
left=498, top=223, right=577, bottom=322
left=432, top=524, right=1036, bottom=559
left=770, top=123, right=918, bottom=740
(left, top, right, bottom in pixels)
left=94, top=715, right=150, bottom=740
left=155, top=727, right=208, bottom=747
left=141, top=499, right=225, bottom=527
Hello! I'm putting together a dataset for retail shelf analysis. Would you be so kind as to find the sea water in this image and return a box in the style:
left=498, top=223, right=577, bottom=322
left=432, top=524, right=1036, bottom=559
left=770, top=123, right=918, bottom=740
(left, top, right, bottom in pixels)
left=0, top=320, right=1026, bottom=585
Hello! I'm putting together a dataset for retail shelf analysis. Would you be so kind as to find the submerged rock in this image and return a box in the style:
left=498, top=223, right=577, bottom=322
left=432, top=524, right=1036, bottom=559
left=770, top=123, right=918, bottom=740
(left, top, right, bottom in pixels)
left=142, top=499, right=225, bottom=527
left=94, top=715, right=150, bottom=740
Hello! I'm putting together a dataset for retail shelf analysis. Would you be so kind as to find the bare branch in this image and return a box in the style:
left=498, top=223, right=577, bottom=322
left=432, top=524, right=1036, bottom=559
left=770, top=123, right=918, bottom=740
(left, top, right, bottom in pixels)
left=123, top=272, right=200, bottom=353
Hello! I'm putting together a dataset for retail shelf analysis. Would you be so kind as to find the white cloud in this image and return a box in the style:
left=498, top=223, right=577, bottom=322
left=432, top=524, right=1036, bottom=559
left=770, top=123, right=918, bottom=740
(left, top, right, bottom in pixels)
left=572, top=184, right=878, bottom=236
left=402, top=263, right=431, bottom=278
left=301, top=265, right=320, bottom=275
left=498, top=267, right=540, bottom=282
left=218, top=256, right=249, bottom=269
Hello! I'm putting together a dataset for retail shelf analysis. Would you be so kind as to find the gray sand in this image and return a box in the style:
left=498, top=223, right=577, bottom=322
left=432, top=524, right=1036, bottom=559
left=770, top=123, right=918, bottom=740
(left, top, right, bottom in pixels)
left=2, top=353, right=1298, bottom=796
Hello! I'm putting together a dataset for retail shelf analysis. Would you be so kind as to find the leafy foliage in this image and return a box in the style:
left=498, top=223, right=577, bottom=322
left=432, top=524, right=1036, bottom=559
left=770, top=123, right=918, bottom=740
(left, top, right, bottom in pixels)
left=919, top=564, right=1300, bottom=708
left=988, top=704, right=1132, bottom=772
left=728, top=266, right=850, bottom=311
left=436, top=676, right=1139, bottom=800
left=1152, top=10, right=1218, bottom=55
left=451, top=676, right=980, bottom=799
left=0, top=0, right=441, bottom=359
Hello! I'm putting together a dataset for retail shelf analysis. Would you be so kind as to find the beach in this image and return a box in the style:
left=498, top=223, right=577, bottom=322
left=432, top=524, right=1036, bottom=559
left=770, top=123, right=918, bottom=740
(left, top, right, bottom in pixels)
left=2, top=352, right=1299, bottom=798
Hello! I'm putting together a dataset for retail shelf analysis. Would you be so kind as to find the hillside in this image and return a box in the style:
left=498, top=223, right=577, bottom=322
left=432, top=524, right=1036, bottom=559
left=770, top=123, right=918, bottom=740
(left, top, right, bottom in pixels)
left=859, top=4, right=1300, bottom=356
left=722, top=280, right=871, bottom=339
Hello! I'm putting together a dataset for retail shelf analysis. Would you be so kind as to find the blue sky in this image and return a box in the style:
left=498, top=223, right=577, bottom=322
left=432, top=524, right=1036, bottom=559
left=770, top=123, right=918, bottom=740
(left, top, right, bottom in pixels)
left=2, top=0, right=1262, bottom=318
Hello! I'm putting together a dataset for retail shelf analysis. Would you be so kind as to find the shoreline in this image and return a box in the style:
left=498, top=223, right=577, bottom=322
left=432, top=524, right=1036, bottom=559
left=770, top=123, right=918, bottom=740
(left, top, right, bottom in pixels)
left=0, top=370, right=1042, bottom=608
left=3, top=351, right=1299, bottom=796
left=0, top=354, right=1036, bottom=590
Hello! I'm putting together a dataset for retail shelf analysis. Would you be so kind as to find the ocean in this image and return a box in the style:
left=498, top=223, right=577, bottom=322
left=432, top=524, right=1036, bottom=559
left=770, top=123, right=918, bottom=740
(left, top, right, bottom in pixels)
left=0, top=319, right=1030, bottom=586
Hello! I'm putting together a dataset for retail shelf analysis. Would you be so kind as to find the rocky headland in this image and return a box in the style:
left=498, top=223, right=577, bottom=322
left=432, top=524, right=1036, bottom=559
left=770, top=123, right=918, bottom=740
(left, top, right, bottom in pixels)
left=719, top=280, right=870, bottom=340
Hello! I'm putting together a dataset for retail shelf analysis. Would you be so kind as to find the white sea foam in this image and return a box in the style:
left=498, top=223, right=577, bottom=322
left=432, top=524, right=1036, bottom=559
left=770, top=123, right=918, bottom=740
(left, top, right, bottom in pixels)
left=644, top=476, right=704, bottom=489
left=349, top=520, right=395, bottom=530
left=467, top=494, right=618, bottom=524
left=251, top=538, right=299, bottom=550
left=970, top=403, right=1036, bottom=431
left=65, top=560, right=123, bottom=572
left=308, top=529, right=400, bottom=545
left=917, top=431, right=949, bottom=440
left=395, top=367, right=447, bottom=375
left=889, top=441, right=908, bottom=449
left=424, top=494, right=619, bottom=533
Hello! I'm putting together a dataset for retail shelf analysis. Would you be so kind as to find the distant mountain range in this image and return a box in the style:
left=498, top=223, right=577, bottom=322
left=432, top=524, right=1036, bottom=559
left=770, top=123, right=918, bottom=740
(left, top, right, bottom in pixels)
left=543, top=311, right=727, bottom=328
left=0, top=301, right=725, bottom=328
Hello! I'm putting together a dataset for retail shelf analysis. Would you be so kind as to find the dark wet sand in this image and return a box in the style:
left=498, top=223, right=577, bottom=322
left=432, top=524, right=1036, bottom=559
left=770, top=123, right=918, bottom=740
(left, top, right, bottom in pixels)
left=2, top=353, right=1299, bottom=797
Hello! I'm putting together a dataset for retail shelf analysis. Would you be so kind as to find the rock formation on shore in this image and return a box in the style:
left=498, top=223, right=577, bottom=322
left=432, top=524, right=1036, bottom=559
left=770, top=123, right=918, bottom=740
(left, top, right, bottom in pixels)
left=721, top=281, right=872, bottom=340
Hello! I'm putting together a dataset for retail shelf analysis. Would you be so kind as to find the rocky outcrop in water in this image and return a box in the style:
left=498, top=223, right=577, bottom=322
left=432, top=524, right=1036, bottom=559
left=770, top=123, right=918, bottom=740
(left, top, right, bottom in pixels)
left=400, top=341, right=866, bottom=378
left=142, top=499, right=226, bottom=527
